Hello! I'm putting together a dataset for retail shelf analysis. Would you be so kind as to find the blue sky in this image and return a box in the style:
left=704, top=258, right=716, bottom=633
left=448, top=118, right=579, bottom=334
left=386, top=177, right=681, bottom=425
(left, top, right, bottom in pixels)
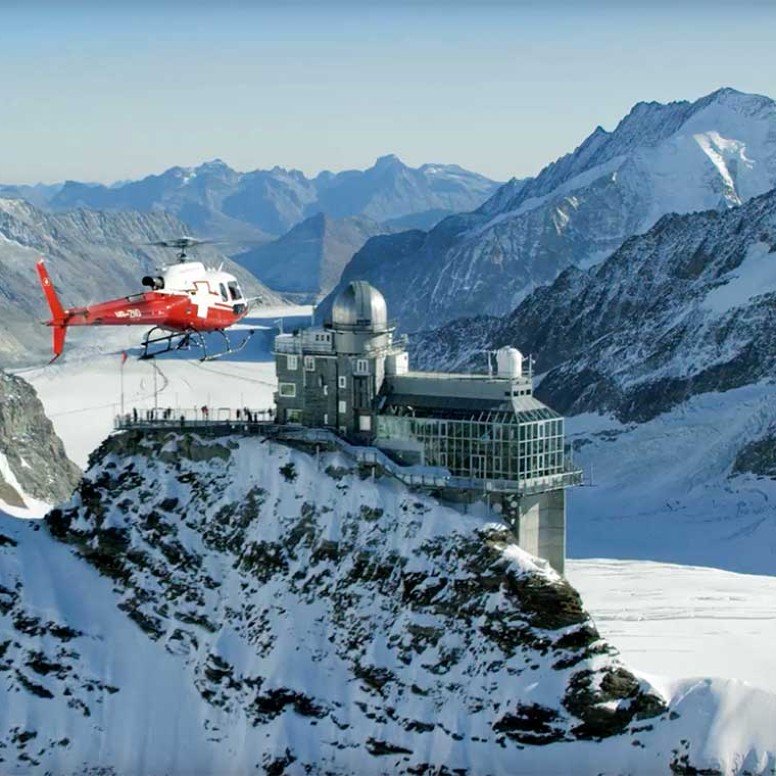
left=1, top=1, right=775, bottom=184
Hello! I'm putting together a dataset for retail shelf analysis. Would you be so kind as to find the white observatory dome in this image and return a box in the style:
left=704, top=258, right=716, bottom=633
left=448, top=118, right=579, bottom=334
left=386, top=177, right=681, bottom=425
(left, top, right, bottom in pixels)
left=332, top=281, right=388, bottom=331
left=496, top=346, right=523, bottom=378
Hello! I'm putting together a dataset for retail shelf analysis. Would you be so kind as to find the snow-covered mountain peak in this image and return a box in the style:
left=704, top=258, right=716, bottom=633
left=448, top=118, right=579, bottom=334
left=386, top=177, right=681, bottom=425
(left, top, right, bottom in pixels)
left=690, top=86, right=775, bottom=117
left=325, top=87, right=776, bottom=332
left=480, top=88, right=775, bottom=223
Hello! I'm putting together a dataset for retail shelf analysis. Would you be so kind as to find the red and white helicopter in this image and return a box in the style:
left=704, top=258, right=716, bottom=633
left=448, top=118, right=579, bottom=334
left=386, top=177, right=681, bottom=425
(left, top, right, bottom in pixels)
left=37, top=237, right=259, bottom=362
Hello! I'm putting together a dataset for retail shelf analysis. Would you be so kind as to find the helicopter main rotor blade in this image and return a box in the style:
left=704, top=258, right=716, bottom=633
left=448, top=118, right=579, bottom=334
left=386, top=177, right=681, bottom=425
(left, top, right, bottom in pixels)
left=143, top=237, right=213, bottom=249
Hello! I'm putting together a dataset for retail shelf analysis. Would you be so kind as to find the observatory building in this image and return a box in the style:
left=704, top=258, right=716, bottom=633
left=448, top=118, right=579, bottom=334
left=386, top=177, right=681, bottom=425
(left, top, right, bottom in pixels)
left=274, top=281, right=581, bottom=573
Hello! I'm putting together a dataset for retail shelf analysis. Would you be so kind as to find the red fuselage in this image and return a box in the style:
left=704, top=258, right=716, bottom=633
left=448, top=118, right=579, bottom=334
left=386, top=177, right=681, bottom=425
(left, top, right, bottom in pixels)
left=59, top=287, right=245, bottom=332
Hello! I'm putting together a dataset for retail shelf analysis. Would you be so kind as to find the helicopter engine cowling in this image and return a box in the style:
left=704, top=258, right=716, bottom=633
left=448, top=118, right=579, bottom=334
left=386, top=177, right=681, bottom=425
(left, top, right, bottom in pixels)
left=142, top=275, right=165, bottom=290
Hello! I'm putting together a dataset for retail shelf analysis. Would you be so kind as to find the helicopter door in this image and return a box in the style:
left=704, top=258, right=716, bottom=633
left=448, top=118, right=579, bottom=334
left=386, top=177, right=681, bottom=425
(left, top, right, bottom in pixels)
left=193, top=281, right=211, bottom=319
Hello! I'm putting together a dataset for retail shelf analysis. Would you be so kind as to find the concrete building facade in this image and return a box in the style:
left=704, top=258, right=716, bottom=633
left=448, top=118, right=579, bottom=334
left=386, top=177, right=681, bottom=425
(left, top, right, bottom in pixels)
left=274, top=281, right=581, bottom=574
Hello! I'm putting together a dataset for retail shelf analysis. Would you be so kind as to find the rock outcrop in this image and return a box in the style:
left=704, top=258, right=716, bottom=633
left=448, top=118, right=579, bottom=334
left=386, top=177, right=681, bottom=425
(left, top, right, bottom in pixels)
left=0, top=371, right=80, bottom=507
left=0, top=430, right=772, bottom=772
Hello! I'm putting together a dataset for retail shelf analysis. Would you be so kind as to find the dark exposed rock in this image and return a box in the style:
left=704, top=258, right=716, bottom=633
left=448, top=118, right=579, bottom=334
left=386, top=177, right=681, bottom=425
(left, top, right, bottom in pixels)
left=493, top=703, right=565, bottom=745
left=563, top=668, right=666, bottom=739
left=732, top=429, right=776, bottom=478
left=252, top=688, right=326, bottom=723
left=0, top=371, right=80, bottom=503
left=366, top=737, right=414, bottom=756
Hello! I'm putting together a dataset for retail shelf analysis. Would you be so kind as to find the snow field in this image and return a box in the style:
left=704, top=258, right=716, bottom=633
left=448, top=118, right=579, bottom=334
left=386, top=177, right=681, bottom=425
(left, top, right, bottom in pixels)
left=567, top=559, right=776, bottom=694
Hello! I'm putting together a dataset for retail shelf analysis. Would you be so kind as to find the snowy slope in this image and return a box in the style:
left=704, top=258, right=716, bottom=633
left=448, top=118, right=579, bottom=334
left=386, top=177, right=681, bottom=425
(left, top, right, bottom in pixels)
left=322, top=87, right=776, bottom=332
left=1, top=431, right=774, bottom=773
left=562, top=385, right=776, bottom=575
left=567, top=559, right=776, bottom=694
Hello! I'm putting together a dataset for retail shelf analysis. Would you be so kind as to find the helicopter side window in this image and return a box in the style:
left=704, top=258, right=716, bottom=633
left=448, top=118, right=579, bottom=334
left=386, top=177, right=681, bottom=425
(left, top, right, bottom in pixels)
left=228, top=281, right=242, bottom=300
left=219, top=283, right=228, bottom=302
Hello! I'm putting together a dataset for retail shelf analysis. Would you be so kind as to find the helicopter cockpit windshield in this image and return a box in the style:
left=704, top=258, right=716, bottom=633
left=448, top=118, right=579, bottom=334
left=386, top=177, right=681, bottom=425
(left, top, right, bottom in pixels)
left=227, top=281, right=242, bottom=301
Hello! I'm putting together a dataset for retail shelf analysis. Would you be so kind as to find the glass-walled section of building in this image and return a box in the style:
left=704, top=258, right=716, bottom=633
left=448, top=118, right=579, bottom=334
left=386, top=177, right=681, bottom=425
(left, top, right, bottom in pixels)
left=376, top=409, right=565, bottom=482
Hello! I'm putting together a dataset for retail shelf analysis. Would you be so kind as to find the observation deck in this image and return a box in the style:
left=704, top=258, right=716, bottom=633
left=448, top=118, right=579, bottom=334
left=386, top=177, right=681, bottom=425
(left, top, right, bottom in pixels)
left=113, top=409, right=583, bottom=497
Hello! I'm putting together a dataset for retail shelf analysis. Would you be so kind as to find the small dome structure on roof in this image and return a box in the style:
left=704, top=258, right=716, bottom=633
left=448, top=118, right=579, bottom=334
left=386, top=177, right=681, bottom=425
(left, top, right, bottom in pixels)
left=332, top=281, right=388, bottom=331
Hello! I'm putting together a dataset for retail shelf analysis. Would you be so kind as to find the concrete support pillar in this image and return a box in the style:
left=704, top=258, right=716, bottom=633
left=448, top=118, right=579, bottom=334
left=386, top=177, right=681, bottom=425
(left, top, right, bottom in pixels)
left=516, top=489, right=566, bottom=576
left=538, top=488, right=566, bottom=575
left=517, top=495, right=540, bottom=559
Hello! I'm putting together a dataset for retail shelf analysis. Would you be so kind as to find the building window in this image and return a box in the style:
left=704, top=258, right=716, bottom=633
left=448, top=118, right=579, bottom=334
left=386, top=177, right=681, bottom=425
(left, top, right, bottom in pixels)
left=287, top=408, right=302, bottom=423
left=355, top=359, right=369, bottom=375
left=304, top=355, right=315, bottom=371
left=323, top=385, right=328, bottom=396
left=358, top=415, right=371, bottom=432
left=338, top=400, right=347, bottom=414
left=338, top=376, right=347, bottom=389
left=279, top=382, right=296, bottom=397
left=323, top=413, right=329, bottom=425
left=287, top=355, right=298, bottom=370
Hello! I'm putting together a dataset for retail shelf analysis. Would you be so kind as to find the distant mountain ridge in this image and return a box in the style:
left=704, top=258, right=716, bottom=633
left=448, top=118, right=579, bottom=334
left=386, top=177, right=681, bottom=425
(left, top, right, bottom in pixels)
left=25, top=155, right=499, bottom=245
left=322, top=87, right=776, bottom=332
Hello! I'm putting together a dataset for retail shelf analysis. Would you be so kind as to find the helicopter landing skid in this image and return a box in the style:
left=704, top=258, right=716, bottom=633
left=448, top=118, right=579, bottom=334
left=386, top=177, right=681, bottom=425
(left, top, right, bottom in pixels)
left=139, top=327, right=254, bottom=362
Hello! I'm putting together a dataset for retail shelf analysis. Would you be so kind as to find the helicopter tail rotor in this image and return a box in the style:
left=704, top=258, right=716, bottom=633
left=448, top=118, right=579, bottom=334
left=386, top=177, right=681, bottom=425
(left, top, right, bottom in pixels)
left=36, top=260, right=68, bottom=361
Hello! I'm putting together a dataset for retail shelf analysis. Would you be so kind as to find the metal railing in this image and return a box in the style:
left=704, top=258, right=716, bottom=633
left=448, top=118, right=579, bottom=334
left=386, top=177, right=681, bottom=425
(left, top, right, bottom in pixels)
left=116, top=406, right=275, bottom=429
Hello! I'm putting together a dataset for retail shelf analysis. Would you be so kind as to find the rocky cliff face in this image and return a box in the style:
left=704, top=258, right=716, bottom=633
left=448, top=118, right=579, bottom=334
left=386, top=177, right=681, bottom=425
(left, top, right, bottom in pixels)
left=0, top=371, right=80, bottom=507
left=1, top=430, right=770, bottom=773
left=413, top=187, right=776, bottom=424
left=0, top=198, right=277, bottom=367
left=322, top=88, right=776, bottom=333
